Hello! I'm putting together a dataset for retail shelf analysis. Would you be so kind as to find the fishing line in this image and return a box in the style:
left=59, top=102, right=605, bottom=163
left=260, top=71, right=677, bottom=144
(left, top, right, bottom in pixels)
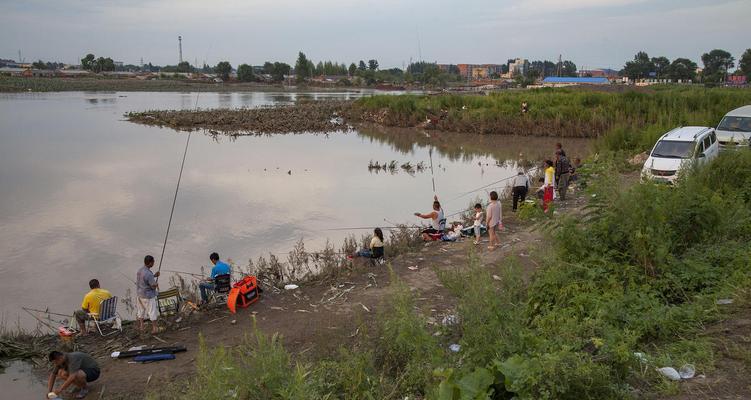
left=155, top=80, right=204, bottom=279
left=447, top=166, right=540, bottom=203
left=428, top=147, right=437, bottom=194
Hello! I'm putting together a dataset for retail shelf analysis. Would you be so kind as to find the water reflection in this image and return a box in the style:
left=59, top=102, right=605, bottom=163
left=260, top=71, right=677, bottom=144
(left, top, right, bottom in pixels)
left=357, top=124, right=592, bottom=165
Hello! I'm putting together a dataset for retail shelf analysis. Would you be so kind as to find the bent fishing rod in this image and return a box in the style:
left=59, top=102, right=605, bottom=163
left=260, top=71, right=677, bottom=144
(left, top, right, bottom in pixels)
left=155, top=88, right=202, bottom=281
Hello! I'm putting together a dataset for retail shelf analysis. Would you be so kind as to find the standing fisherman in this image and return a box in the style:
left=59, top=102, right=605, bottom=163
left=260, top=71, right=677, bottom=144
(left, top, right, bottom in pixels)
left=511, top=170, right=530, bottom=212
left=555, top=150, right=572, bottom=201
left=136, top=255, right=160, bottom=335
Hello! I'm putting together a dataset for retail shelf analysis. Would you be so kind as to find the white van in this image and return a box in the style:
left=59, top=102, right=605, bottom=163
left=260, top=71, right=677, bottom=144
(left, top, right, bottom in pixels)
left=641, top=126, right=719, bottom=184
left=716, top=105, right=751, bottom=149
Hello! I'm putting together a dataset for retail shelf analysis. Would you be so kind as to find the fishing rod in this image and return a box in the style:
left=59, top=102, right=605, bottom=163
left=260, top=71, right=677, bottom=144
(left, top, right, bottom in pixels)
left=119, top=271, right=136, bottom=284
left=428, top=147, right=436, bottom=194
left=323, top=225, right=400, bottom=231
left=22, top=308, right=60, bottom=332
left=156, top=85, right=203, bottom=280
left=164, top=269, right=205, bottom=278
left=447, top=166, right=540, bottom=203
left=21, top=307, right=71, bottom=318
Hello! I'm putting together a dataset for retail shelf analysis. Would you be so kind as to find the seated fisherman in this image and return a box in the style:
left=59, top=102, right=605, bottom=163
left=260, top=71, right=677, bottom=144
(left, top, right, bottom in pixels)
left=47, top=350, right=100, bottom=399
left=73, top=279, right=112, bottom=335
left=414, top=195, right=445, bottom=241
left=199, top=252, right=232, bottom=303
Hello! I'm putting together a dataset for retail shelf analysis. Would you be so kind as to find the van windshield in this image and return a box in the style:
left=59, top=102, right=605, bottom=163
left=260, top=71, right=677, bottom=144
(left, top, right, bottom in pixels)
left=717, top=116, right=751, bottom=133
left=651, top=140, right=695, bottom=159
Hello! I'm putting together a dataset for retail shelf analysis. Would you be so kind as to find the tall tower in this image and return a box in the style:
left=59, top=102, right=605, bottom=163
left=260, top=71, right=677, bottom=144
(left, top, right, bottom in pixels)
left=178, top=36, right=183, bottom=64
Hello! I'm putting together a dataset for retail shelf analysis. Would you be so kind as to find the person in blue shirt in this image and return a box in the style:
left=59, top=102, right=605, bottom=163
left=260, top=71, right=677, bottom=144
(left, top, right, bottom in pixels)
left=199, top=252, right=232, bottom=304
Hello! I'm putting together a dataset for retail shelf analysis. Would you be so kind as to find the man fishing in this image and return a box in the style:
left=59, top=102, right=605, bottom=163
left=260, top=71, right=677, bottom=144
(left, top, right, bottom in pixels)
left=47, top=350, right=100, bottom=399
left=136, top=255, right=160, bottom=335
left=199, top=252, right=232, bottom=304
left=73, top=279, right=112, bottom=336
left=414, top=195, right=445, bottom=241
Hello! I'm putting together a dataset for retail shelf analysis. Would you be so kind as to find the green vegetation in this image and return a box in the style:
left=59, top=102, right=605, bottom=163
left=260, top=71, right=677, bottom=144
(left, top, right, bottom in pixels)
left=740, top=49, right=751, bottom=81
left=215, top=61, right=232, bottom=81
left=154, top=148, right=751, bottom=399
left=701, top=49, right=735, bottom=84
left=153, top=144, right=751, bottom=400
left=353, top=86, right=751, bottom=153
left=236, top=63, right=254, bottom=82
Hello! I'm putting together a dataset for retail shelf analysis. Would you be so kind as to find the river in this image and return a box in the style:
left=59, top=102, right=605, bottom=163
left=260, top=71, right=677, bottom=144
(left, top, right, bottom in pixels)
left=0, top=90, right=591, bottom=330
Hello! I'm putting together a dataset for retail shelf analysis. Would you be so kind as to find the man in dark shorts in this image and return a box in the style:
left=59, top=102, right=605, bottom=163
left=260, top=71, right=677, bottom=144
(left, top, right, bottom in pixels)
left=47, top=351, right=100, bottom=399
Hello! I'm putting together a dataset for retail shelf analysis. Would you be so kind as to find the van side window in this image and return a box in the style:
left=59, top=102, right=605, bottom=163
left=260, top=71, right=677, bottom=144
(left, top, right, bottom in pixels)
left=703, top=136, right=711, bottom=150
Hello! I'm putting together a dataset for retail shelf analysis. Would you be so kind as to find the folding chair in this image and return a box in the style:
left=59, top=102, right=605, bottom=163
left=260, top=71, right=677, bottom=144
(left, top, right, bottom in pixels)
left=88, top=296, right=122, bottom=336
left=209, top=274, right=232, bottom=305
left=157, top=287, right=182, bottom=316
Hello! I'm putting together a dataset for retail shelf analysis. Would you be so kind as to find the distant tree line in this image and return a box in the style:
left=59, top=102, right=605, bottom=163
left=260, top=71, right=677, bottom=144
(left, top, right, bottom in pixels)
left=620, top=48, right=751, bottom=83
left=80, top=53, right=115, bottom=73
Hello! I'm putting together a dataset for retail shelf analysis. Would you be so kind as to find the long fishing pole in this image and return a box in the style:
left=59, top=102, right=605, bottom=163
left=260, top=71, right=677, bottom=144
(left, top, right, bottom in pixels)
left=21, top=307, right=71, bottom=318
left=156, top=88, right=202, bottom=280
left=164, top=269, right=205, bottom=277
left=428, top=147, right=436, bottom=194
left=447, top=166, right=540, bottom=203
left=22, top=308, right=59, bottom=332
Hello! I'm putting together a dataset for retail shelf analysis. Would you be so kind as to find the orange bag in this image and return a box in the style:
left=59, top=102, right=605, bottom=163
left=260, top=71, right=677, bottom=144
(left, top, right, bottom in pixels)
left=227, top=275, right=260, bottom=313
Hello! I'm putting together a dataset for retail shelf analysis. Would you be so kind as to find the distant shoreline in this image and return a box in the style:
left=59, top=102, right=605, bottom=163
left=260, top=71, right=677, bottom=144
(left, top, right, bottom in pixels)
left=0, top=76, right=385, bottom=93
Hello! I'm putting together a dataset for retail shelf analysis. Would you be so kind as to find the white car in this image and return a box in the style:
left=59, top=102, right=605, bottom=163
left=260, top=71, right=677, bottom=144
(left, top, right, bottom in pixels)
left=716, top=105, right=751, bottom=149
left=641, top=126, right=719, bottom=184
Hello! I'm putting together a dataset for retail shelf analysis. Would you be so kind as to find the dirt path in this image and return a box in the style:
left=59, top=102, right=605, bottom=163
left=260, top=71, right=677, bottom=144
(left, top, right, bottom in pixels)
left=52, top=204, right=550, bottom=399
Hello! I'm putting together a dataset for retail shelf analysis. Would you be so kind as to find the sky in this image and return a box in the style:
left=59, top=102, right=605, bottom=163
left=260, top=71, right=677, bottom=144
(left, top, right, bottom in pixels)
left=1, top=0, right=749, bottom=70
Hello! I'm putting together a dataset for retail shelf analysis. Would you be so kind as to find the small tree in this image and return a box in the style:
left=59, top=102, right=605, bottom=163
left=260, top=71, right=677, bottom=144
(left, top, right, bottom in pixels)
left=651, top=56, right=670, bottom=78
left=368, top=59, right=379, bottom=71
left=237, top=64, right=254, bottom=82
left=701, top=49, right=734, bottom=83
left=666, top=58, right=697, bottom=81
left=271, top=62, right=291, bottom=82
left=32, top=60, right=47, bottom=70
left=738, top=49, right=751, bottom=81
left=295, top=52, right=311, bottom=83
left=215, top=61, right=232, bottom=81
left=177, top=61, right=192, bottom=73
left=358, top=60, right=367, bottom=71
left=81, top=54, right=95, bottom=70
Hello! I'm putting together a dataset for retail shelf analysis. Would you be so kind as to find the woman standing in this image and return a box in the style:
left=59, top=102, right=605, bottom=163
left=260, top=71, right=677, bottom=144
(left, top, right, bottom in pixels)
left=543, top=160, right=555, bottom=212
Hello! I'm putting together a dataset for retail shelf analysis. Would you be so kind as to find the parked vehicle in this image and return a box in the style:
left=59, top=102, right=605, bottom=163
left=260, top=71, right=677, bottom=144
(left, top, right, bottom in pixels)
left=641, top=126, right=719, bottom=184
left=716, top=105, right=751, bottom=149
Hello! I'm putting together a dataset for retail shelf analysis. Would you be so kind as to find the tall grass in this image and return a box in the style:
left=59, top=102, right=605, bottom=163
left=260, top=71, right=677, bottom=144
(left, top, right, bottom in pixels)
left=354, top=87, right=751, bottom=153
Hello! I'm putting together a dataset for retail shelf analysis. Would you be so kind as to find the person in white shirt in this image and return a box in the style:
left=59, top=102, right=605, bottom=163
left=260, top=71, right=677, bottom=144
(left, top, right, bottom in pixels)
left=472, top=203, right=484, bottom=245
left=511, top=170, right=530, bottom=212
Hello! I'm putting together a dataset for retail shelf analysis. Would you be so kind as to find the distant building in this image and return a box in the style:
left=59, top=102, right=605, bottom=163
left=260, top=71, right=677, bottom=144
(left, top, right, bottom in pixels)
left=508, top=58, right=529, bottom=78
left=542, top=76, right=609, bottom=86
left=457, top=63, right=505, bottom=80
left=727, top=75, right=747, bottom=86
left=578, top=68, right=619, bottom=79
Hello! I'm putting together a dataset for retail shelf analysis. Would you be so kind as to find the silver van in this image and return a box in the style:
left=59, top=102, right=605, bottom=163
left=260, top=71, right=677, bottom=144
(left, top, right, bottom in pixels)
left=716, top=105, right=751, bottom=149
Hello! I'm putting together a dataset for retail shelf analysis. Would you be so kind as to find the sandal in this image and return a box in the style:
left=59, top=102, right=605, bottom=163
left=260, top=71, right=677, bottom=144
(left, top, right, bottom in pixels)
left=75, top=388, right=89, bottom=399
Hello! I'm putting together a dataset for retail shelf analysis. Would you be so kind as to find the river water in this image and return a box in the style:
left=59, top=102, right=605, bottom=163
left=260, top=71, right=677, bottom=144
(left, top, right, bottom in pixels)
left=0, top=91, right=591, bottom=330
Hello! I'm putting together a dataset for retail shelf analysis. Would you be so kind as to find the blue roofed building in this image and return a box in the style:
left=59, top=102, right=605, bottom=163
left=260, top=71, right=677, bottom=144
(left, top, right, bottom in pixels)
left=542, top=76, right=610, bottom=86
